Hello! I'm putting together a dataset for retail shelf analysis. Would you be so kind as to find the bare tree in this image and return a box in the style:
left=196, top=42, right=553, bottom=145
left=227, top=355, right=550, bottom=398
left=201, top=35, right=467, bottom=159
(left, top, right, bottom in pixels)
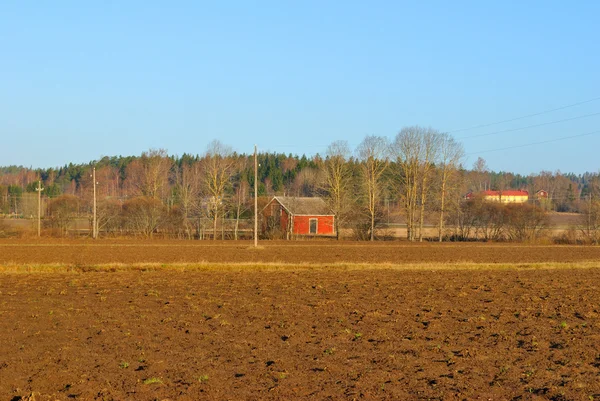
left=356, top=135, right=389, bottom=241
left=229, top=158, right=251, bottom=240
left=126, top=149, right=172, bottom=200
left=473, top=157, right=489, bottom=191
left=95, top=165, right=121, bottom=198
left=580, top=198, right=600, bottom=244
left=231, top=179, right=250, bottom=240
left=395, top=127, right=455, bottom=241
left=173, top=160, right=202, bottom=239
left=321, top=140, right=352, bottom=240
left=475, top=200, right=506, bottom=241
left=495, top=172, right=513, bottom=200
left=416, top=128, right=441, bottom=241
left=47, top=195, right=79, bottom=236
left=580, top=176, right=600, bottom=244
left=531, top=170, right=557, bottom=210
left=392, top=127, right=422, bottom=241
left=202, top=140, right=235, bottom=240
left=96, top=197, right=122, bottom=236
left=121, top=196, right=166, bottom=238
left=437, top=133, right=464, bottom=241
left=553, top=172, right=579, bottom=212
left=292, top=167, right=322, bottom=197
left=504, top=203, right=548, bottom=242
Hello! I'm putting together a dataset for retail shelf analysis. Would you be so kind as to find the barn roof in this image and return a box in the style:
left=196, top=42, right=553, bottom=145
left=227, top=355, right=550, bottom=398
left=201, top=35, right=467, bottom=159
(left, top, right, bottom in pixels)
left=272, top=196, right=332, bottom=215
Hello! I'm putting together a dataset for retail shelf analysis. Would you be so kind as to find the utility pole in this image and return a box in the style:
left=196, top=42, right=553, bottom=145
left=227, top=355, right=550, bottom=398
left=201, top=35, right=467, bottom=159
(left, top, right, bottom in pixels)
left=588, top=193, right=592, bottom=239
left=254, top=145, right=258, bottom=248
left=92, top=167, right=97, bottom=239
left=36, top=180, right=44, bottom=237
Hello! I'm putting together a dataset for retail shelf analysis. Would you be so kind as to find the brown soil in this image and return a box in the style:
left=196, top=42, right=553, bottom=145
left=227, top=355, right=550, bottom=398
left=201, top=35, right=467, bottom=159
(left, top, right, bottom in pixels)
left=2, top=241, right=600, bottom=400
left=1, top=239, right=600, bottom=265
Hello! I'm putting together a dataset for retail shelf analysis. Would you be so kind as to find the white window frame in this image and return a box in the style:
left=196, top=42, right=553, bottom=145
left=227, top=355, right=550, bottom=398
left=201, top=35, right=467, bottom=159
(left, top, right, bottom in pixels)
left=309, top=218, right=318, bottom=234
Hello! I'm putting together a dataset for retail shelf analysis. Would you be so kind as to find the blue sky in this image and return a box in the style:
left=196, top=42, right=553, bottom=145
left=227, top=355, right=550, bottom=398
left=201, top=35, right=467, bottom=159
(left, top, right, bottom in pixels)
left=1, top=1, right=599, bottom=174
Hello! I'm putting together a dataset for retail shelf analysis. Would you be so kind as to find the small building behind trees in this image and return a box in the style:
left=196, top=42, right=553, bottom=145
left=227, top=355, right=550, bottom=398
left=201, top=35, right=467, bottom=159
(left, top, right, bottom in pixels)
left=262, top=196, right=335, bottom=239
left=535, top=189, right=549, bottom=199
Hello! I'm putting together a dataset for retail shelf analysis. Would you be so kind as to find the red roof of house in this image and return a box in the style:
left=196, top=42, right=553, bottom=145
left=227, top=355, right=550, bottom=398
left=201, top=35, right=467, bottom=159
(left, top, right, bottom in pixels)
left=482, top=190, right=529, bottom=196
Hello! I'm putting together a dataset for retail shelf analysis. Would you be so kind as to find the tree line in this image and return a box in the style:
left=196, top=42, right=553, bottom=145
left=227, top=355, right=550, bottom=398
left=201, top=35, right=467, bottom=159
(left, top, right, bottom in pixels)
left=1, top=127, right=599, bottom=242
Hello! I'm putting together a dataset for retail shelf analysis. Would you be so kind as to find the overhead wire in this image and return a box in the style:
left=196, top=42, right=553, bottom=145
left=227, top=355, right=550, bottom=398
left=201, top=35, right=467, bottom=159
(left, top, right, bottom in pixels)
left=447, top=96, right=600, bottom=133
left=467, top=129, right=600, bottom=156
left=458, top=111, right=600, bottom=140
left=450, top=96, right=600, bottom=157
left=256, top=96, right=600, bottom=155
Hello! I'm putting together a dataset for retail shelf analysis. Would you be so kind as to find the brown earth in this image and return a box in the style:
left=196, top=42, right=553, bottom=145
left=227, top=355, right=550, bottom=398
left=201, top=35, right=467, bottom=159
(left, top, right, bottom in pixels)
left=1, top=239, right=600, bottom=265
left=2, top=241, right=600, bottom=400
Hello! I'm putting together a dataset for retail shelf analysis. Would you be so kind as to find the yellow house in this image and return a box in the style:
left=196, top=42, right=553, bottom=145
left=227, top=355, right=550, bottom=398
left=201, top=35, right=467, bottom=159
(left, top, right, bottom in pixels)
left=482, top=190, right=529, bottom=203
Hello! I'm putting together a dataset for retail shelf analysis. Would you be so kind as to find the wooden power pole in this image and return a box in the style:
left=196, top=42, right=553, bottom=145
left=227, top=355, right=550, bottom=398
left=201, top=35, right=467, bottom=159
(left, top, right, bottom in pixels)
left=92, top=167, right=97, bottom=239
left=589, top=193, right=592, bottom=239
left=36, top=180, right=44, bottom=237
left=254, top=145, right=258, bottom=248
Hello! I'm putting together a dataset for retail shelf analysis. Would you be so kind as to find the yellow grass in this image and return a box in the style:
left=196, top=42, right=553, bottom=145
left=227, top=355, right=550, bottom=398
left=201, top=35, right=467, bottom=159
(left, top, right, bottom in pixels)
left=0, top=260, right=599, bottom=273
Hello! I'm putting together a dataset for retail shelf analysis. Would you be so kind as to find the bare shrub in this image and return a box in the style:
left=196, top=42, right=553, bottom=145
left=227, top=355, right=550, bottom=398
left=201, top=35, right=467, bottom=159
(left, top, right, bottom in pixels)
left=47, top=194, right=79, bottom=236
left=0, top=219, right=15, bottom=238
left=121, top=196, right=167, bottom=238
left=262, top=215, right=284, bottom=240
left=504, top=204, right=548, bottom=242
left=554, top=228, right=583, bottom=245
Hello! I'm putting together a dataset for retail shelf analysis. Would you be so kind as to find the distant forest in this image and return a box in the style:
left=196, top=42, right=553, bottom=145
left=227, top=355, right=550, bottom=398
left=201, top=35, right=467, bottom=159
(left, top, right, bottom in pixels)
left=1, top=129, right=599, bottom=242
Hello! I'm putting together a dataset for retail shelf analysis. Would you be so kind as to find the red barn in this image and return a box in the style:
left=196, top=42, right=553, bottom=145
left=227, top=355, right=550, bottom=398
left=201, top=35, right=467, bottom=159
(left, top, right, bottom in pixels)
left=262, top=196, right=335, bottom=239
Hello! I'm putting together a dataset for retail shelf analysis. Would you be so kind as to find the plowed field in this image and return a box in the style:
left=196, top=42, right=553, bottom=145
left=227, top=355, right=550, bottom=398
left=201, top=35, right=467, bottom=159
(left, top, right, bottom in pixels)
left=1, top=240, right=600, bottom=400
left=1, top=239, right=600, bottom=265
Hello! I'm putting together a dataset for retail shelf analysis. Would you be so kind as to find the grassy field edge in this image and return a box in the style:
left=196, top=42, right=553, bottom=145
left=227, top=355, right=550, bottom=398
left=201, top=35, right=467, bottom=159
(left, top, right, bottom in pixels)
left=1, top=260, right=600, bottom=273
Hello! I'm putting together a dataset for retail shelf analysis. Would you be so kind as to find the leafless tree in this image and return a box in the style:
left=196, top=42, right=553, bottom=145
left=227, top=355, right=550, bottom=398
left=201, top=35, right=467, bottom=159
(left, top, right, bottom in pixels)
left=580, top=176, right=600, bottom=244
left=292, top=168, right=322, bottom=197
left=437, top=133, right=464, bottom=241
left=580, top=199, right=600, bottom=244
left=95, top=165, right=121, bottom=198
left=416, top=128, right=441, bottom=241
left=321, top=140, right=353, bottom=240
left=531, top=170, right=558, bottom=210
left=495, top=172, right=513, bottom=200
left=228, top=158, right=251, bottom=240
left=504, top=203, right=548, bottom=242
left=47, top=194, right=79, bottom=236
left=173, top=161, right=202, bottom=239
left=473, top=157, right=490, bottom=191
left=121, top=196, right=166, bottom=238
left=231, top=179, right=250, bottom=240
left=126, top=149, right=172, bottom=200
left=356, top=135, right=389, bottom=241
left=474, top=200, right=506, bottom=241
left=95, top=197, right=122, bottom=236
left=392, top=127, right=422, bottom=241
left=202, top=140, right=235, bottom=240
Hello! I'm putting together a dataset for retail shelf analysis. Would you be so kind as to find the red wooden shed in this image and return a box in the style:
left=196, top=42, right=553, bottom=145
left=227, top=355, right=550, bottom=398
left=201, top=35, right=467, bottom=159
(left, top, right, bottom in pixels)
left=535, top=189, right=549, bottom=199
left=262, top=196, right=335, bottom=239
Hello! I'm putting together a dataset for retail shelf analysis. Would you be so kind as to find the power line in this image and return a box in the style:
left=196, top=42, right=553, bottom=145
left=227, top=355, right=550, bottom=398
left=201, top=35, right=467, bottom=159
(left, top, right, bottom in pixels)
left=273, top=98, right=600, bottom=150
left=467, top=129, right=600, bottom=156
left=448, top=96, right=600, bottom=133
left=458, top=111, right=600, bottom=140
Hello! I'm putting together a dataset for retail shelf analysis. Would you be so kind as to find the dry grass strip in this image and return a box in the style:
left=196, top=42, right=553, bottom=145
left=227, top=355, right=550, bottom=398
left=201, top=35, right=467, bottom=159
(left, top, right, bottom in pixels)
left=1, top=260, right=599, bottom=273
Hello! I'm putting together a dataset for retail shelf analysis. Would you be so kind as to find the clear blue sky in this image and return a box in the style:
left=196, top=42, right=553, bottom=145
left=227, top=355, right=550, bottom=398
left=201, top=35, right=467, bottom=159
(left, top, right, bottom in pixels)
left=1, top=1, right=599, bottom=174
